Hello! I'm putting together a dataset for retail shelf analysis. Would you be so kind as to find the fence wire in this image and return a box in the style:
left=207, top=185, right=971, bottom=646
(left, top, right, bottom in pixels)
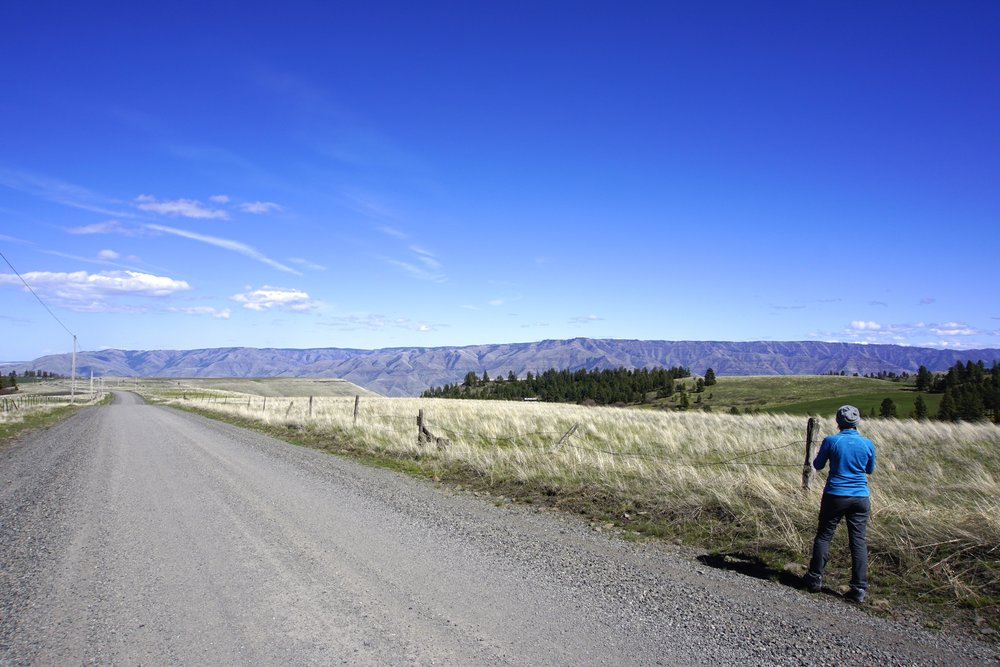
left=183, top=396, right=809, bottom=470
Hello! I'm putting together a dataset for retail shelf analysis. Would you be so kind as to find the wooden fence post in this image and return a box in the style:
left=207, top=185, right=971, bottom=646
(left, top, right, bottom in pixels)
left=285, top=401, right=294, bottom=418
left=309, top=396, right=313, bottom=418
left=353, top=395, right=360, bottom=426
left=417, top=409, right=427, bottom=445
left=417, top=409, right=449, bottom=449
left=551, top=423, right=579, bottom=452
left=802, top=417, right=817, bottom=490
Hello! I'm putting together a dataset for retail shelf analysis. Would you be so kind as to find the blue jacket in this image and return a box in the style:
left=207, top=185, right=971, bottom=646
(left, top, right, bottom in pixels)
left=813, top=429, right=876, bottom=496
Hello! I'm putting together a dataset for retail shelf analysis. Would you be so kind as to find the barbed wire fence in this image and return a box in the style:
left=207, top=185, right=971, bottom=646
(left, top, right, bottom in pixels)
left=179, top=393, right=818, bottom=477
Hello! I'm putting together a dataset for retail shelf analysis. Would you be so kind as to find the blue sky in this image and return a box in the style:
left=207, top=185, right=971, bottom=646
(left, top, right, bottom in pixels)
left=2, top=1, right=999, bottom=362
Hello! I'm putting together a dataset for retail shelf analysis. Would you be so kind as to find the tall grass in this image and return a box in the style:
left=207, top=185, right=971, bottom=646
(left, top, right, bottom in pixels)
left=161, top=392, right=1000, bottom=623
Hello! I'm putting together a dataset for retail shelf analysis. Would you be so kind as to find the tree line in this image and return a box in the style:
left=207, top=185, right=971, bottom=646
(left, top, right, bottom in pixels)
left=0, top=370, right=64, bottom=391
left=421, top=366, right=693, bottom=405
left=917, top=360, right=1000, bottom=423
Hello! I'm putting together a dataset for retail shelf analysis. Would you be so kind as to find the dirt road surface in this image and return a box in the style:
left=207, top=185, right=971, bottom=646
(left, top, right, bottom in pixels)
left=1, top=393, right=996, bottom=665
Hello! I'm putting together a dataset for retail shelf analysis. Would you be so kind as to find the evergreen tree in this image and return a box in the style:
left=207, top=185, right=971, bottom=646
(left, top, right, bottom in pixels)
left=879, top=398, right=897, bottom=418
left=678, top=388, right=690, bottom=411
left=938, top=391, right=957, bottom=421
left=913, top=394, right=928, bottom=420
left=915, top=365, right=933, bottom=392
left=704, top=368, right=717, bottom=386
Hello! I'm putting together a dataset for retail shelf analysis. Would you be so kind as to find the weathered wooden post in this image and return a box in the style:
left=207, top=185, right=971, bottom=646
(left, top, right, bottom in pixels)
left=353, top=395, right=360, bottom=427
left=551, top=423, right=579, bottom=452
left=417, top=409, right=428, bottom=445
left=285, top=401, right=294, bottom=418
left=417, top=409, right=449, bottom=449
left=309, top=396, right=314, bottom=418
left=802, top=417, right=817, bottom=490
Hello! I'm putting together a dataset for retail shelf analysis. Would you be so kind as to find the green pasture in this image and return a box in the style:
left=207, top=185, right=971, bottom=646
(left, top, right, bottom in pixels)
left=661, top=374, right=940, bottom=419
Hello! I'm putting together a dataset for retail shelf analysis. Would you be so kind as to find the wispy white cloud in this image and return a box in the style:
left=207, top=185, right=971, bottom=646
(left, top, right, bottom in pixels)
left=571, top=314, right=604, bottom=324
left=0, top=168, right=133, bottom=218
left=168, top=306, right=231, bottom=319
left=134, top=194, right=229, bottom=219
left=929, top=322, right=977, bottom=336
left=238, top=201, right=282, bottom=214
left=320, top=313, right=437, bottom=332
left=65, top=220, right=133, bottom=235
left=209, top=194, right=230, bottom=204
left=231, top=286, right=318, bottom=312
left=146, top=224, right=301, bottom=275
left=0, top=270, right=190, bottom=312
left=410, top=246, right=441, bottom=269
left=385, top=246, right=446, bottom=283
left=378, top=225, right=407, bottom=239
left=43, top=250, right=144, bottom=272
left=97, top=249, right=120, bottom=260
left=288, top=257, right=326, bottom=271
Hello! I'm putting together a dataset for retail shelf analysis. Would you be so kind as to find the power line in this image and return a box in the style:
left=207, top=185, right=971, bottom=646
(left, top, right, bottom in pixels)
left=0, top=248, right=76, bottom=337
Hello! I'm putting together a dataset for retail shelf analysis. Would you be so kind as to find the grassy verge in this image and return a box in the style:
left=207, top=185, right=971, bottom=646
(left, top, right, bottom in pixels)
left=0, top=393, right=113, bottom=449
left=0, top=404, right=84, bottom=448
left=153, top=393, right=999, bottom=639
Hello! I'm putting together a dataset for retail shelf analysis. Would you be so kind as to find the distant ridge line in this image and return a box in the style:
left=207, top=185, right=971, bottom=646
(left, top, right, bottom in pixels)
left=10, top=338, right=1000, bottom=398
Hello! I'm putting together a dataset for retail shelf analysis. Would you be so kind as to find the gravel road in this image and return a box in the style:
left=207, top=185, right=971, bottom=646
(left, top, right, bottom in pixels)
left=1, top=393, right=996, bottom=666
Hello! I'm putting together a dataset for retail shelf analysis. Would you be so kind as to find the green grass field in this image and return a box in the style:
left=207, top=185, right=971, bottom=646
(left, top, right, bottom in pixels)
left=658, top=374, right=941, bottom=419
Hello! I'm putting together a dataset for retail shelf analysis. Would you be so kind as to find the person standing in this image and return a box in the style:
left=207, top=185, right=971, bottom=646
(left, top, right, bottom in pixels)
left=803, top=405, right=876, bottom=603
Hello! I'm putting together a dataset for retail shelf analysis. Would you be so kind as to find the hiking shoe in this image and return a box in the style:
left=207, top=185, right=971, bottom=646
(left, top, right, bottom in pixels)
left=802, top=576, right=821, bottom=593
left=844, top=589, right=865, bottom=604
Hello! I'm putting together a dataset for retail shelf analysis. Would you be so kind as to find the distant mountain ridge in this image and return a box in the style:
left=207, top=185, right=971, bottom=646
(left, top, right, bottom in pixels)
left=10, top=338, right=1000, bottom=397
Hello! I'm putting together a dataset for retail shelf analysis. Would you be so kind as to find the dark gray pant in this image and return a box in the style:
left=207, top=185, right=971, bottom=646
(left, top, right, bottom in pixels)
left=805, top=493, right=870, bottom=593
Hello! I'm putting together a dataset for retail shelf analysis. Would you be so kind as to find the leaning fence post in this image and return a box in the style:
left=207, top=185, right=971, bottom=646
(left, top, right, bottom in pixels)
left=802, top=417, right=817, bottom=490
left=353, top=395, right=360, bottom=426
left=285, top=401, right=294, bottom=418
left=416, top=409, right=449, bottom=449
left=552, top=423, right=579, bottom=452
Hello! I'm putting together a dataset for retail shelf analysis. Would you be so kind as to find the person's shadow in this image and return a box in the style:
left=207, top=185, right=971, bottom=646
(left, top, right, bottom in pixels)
left=696, top=552, right=838, bottom=596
